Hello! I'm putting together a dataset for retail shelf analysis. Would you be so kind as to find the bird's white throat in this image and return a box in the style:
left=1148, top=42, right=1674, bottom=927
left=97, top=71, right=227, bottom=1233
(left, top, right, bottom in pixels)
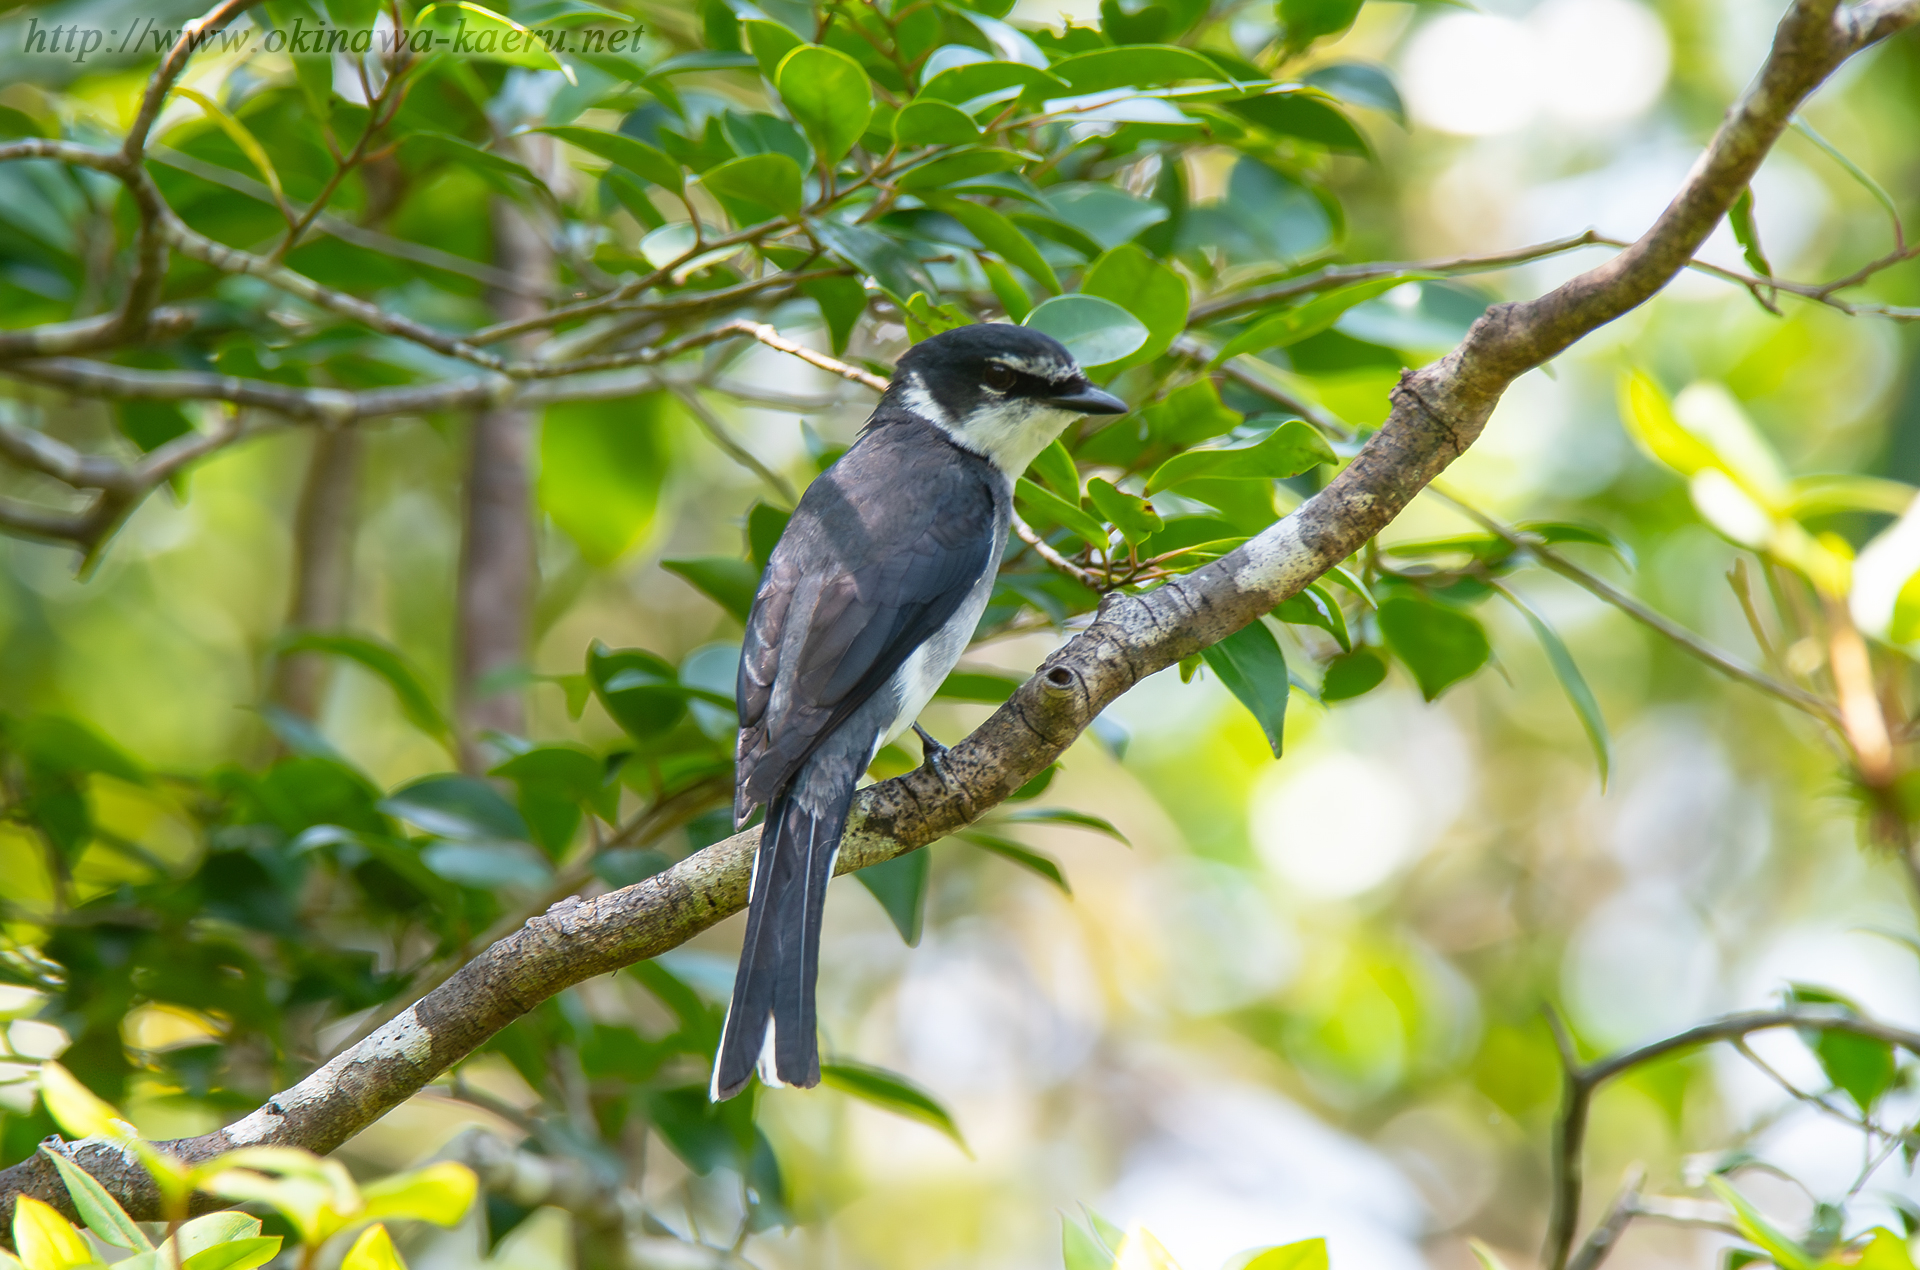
left=902, top=373, right=1079, bottom=478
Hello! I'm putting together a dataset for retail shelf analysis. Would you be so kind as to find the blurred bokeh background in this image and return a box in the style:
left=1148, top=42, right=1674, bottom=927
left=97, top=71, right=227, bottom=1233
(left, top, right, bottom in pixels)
left=1, top=0, right=1917, bottom=1265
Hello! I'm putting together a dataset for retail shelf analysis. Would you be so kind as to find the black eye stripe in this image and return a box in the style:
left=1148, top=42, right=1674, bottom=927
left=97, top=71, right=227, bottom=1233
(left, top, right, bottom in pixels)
left=984, top=365, right=1066, bottom=396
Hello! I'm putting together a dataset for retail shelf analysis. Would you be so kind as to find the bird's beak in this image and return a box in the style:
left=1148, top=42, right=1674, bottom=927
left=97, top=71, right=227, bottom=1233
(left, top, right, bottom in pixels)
left=1044, top=385, right=1129, bottom=415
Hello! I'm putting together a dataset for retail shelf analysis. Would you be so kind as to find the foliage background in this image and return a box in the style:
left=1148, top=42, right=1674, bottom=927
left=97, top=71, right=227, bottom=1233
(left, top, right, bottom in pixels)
left=0, top=0, right=1916, bottom=1266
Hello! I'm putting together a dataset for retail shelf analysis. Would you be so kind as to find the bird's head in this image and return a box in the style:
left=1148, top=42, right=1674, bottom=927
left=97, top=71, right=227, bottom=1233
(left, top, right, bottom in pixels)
left=882, top=324, right=1128, bottom=477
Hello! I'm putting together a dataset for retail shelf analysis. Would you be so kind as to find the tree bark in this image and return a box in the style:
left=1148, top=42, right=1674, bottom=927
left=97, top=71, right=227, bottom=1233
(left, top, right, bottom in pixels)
left=271, top=427, right=362, bottom=718
left=455, top=198, right=549, bottom=770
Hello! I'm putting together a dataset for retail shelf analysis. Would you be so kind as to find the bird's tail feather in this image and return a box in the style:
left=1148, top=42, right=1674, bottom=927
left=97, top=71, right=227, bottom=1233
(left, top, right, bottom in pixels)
left=711, top=760, right=857, bottom=1101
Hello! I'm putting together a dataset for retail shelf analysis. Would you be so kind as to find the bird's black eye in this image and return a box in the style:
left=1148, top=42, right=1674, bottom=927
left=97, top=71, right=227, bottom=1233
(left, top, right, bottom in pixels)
left=983, top=364, right=1015, bottom=392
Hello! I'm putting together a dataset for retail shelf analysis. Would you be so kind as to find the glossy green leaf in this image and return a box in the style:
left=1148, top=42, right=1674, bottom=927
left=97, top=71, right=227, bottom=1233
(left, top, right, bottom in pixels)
left=1015, top=477, right=1109, bottom=551
left=1048, top=45, right=1225, bottom=92
left=275, top=632, right=450, bottom=742
left=536, top=125, right=682, bottom=189
left=1708, top=1178, right=1817, bottom=1270
left=1729, top=187, right=1772, bottom=279
left=915, top=60, right=1066, bottom=105
left=1029, top=439, right=1080, bottom=500
left=1227, top=90, right=1368, bottom=153
left=381, top=774, right=529, bottom=842
left=538, top=392, right=674, bottom=566
left=1024, top=294, right=1150, bottom=369
left=957, top=831, right=1071, bottom=893
left=928, top=196, right=1060, bottom=293
left=1276, top=582, right=1350, bottom=651
left=700, top=152, right=804, bottom=217
left=893, top=99, right=981, bottom=145
left=1378, top=596, right=1490, bottom=700
left=1200, top=620, right=1289, bottom=756
left=981, top=254, right=1033, bottom=321
left=1043, top=182, right=1169, bottom=250
left=1304, top=62, right=1406, bottom=125
left=1320, top=648, right=1387, bottom=701
left=183, top=1238, right=282, bottom=1270
left=820, top=1060, right=968, bottom=1151
left=360, top=1161, right=477, bottom=1226
left=802, top=275, right=869, bottom=354
left=743, top=17, right=803, bottom=80
left=936, top=670, right=1024, bottom=702
left=895, top=148, right=1031, bottom=191
left=42, top=1147, right=150, bottom=1251
left=663, top=557, right=760, bottom=623
left=1085, top=478, right=1163, bottom=544
left=1142, top=380, right=1243, bottom=448
left=1243, top=1238, right=1330, bottom=1270
left=1500, top=588, right=1610, bottom=784
left=1145, top=420, right=1335, bottom=492
left=998, top=806, right=1129, bottom=844
left=1210, top=276, right=1429, bottom=366
left=777, top=46, right=873, bottom=164
left=812, top=221, right=937, bottom=304
left=1081, top=243, right=1188, bottom=370
left=855, top=849, right=929, bottom=945
left=589, top=642, right=688, bottom=740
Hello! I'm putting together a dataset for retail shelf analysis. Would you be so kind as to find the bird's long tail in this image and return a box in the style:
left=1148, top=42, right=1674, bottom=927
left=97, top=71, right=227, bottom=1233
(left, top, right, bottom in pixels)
left=711, top=754, right=859, bottom=1101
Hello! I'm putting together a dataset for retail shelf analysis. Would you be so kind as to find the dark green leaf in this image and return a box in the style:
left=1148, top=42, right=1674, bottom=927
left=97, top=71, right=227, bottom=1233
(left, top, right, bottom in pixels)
left=915, top=60, right=1066, bottom=105
left=893, top=99, right=981, bottom=146
left=1085, top=477, right=1163, bottom=544
left=936, top=670, right=1023, bottom=702
left=801, top=275, right=869, bottom=353
left=1015, top=476, right=1109, bottom=550
left=1029, top=439, right=1080, bottom=501
left=1200, top=620, right=1289, bottom=756
left=536, top=124, right=683, bottom=189
left=811, top=220, right=937, bottom=304
left=1081, top=243, right=1188, bottom=371
left=1226, top=90, right=1369, bottom=154
left=819, top=1059, right=968, bottom=1151
left=1785, top=985, right=1897, bottom=1114
left=1275, top=582, right=1349, bottom=651
left=1279, top=0, right=1363, bottom=52
left=1042, top=182, right=1169, bottom=250
left=854, top=849, right=929, bottom=944
left=956, top=831, right=1071, bottom=893
left=1378, top=596, right=1490, bottom=700
left=1500, top=588, right=1610, bottom=784
left=1321, top=648, right=1387, bottom=701
left=927, top=196, right=1059, bottom=294
left=381, top=774, right=531, bottom=842
left=997, top=806, right=1129, bottom=844
left=701, top=152, right=804, bottom=217
left=1210, top=275, right=1429, bottom=366
left=777, top=45, right=873, bottom=163
left=1145, top=420, right=1334, bottom=492
left=747, top=501, right=791, bottom=572
left=894, top=148, right=1031, bottom=191
left=1303, top=62, right=1406, bottom=126
left=1047, top=45, right=1225, bottom=92
left=275, top=632, right=450, bottom=742
left=663, top=557, right=760, bottom=623
left=589, top=641, right=688, bottom=740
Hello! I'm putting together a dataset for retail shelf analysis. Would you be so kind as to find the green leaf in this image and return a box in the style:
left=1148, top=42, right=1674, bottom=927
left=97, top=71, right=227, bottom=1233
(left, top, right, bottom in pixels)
left=538, top=392, right=674, bottom=566
left=1029, top=439, right=1080, bottom=500
left=997, top=806, right=1129, bottom=844
left=1145, top=420, right=1334, bottom=492
left=936, top=670, right=1023, bottom=702
left=1378, top=596, right=1490, bottom=700
left=854, top=849, right=928, bottom=945
left=1200, top=620, right=1289, bottom=756
left=777, top=46, right=873, bottom=164
left=1210, top=276, right=1429, bottom=366
left=1279, top=0, right=1363, bottom=51
left=802, top=275, right=869, bottom=354
left=915, top=60, right=1066, bottom=105
left=743, top=18, right=803, bottom=81
left=981, top=254, right=1033, bottom=321
left=1024, top=294, right=1149, bottom=370
left=701, top=152, right=804, bottom=217
left=359, top=1161, right=477, bottom=1226
left=1320, top=648, right=1386, bottom=701
left=10, top=715, right=143, bottom=782
left=1141, top=380, right=1242, bottom=448
left=1085, top=478, right=1163, bottom=544
left=339, top=1225, right=403, bottom=1270
left=1276, top=582, right=1350, bottom=651
left=895, top=148, right=1031, bottom=191
left=536, top=125, right=682, bottom=189
left=400, top=131, right=541, bottom=195
left=1227, top=90, right=1368, bottom=153
left=956, top=831, right=1071, bottom=893
left=1242, top=1238, right=1330, bottom=1270
left=893, top=99, right=981, bottom=146
left=1048, top=45, right=1225, bottom=93
left=747, top=501, right=791, bottom=572
left=1062, top=1216, right=1110, bottom=1270
left=414, top=3, right=574, bottom=79
left=1708, top=1178, right=1818, bottom=1270
left=381, top=774, right=530, bottom=842
left=1784, top=985, right=1897, bottom=1114
left=589, top=642, right=688, bottom=741
left=663, top=557, right=760, bottom=623
left=275, top=632, right=450, bottom=742
left=819, top=1060, right=968, bottom=1151
left=928, top=196, right=1059, bottom=294
left=1728, top=186, right=1772, bottom=279
left=1304, top=63, right=1406, bottom=126
left=184, top=1238, right=282, bottom=1270
left=1043, top=182, right=1169, bottom=250
left=1015, top=477, right=1109, bottom=551
left=811, top=221, right=937, bottom=305
left=1499, top=588, right=1610, bottom=784
left=41, top=1148, right=150, bottom=1251
left=1081, top=244, right=1188, bottom=371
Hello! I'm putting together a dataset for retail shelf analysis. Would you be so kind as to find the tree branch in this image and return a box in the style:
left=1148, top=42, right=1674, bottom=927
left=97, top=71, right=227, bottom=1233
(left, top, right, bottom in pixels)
left=0, top=0, right=1913, bottom=1226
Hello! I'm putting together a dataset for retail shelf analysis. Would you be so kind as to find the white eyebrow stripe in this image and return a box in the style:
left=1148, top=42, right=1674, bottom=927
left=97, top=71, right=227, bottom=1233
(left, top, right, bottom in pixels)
left=989, top=354, right=1076, bottom=382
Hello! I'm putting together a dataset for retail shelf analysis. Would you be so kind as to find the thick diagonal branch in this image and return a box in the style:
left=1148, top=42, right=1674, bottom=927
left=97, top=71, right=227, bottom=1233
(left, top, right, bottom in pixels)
left=0, top=0, right=1913, bottom=1228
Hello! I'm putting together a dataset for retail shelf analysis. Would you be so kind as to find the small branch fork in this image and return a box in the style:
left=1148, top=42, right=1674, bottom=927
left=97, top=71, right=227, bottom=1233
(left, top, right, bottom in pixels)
left=1543, top=1007, right=1920, bottom=1270
left=0, top=0, right=1917, bottom=1230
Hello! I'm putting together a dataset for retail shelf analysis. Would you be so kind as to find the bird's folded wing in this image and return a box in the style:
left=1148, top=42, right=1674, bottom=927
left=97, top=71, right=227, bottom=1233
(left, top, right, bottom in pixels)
left=736, top=420, right=1001, bottom=815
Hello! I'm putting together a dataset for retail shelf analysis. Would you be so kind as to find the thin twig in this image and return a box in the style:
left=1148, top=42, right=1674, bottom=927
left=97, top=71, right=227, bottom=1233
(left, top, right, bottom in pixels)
left=665, top=384, right=797, bottom=504
left=1011, top=512, right=1104, bottom=589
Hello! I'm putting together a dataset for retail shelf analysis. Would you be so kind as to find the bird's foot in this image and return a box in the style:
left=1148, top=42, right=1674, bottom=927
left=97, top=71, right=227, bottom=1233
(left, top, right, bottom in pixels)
left=913, top=723, right=954, bottom=787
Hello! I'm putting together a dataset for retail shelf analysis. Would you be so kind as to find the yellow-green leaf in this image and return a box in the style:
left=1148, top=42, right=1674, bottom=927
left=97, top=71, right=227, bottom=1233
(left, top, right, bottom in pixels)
left=1015, top=477, right=1108, bottom=551
left=40, top=1148, right=150, bottom=1251
left=171, top=87, right=292, bottom=220
left=341, top=1225, right=407, bottom=1270
left=1242, top=1238, right=1329, bottom=1270
left=37, top=1063, right=123, bottom=1141
left=819, top=1060, right=969, bottom=1154
left=359, top=1162, right=478, bottom=1228
left=1209, top=275, right=1430, bottom=366
left=13, top=1197, right=93, bottom=1270
left=1086, top=478, right=1163, bottom=544
left=1145, top=420, right=1334, bottom=493
left=1114, top=1225, right=1183, bottom=1270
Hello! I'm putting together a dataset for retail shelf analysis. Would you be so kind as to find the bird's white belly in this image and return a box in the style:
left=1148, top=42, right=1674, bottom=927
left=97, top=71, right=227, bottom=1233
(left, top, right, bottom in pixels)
left=877, top=562, right=998, bottom=752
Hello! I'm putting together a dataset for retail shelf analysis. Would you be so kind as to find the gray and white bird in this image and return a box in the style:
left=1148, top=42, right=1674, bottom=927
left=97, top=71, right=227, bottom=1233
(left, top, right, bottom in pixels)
left=711, top=323, right=1127, bottom=1101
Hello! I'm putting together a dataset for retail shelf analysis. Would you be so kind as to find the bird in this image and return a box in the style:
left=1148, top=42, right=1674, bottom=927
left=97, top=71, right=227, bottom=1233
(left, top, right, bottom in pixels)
left=710, top=323, right=1128, bottom=1101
